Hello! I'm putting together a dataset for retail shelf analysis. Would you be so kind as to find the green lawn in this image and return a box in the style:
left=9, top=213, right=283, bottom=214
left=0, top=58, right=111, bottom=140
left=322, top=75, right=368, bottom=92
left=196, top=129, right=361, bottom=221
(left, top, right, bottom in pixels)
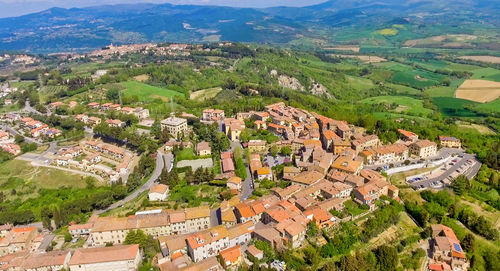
left=120, top=81, right=184, bottom=102
left=175, top=148, right=196, bottom=162
left=360, top=95, right=433, bottom=117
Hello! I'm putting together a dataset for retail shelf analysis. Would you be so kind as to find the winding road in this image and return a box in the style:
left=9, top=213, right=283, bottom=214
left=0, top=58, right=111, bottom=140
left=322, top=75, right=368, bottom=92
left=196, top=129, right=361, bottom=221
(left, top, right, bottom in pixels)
left=94, top=151, right=173, bottom=215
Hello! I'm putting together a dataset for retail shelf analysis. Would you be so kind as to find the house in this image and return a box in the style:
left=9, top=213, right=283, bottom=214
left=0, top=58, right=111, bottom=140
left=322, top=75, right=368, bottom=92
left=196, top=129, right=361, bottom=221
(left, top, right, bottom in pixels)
left=105, top=119, right=125, bottom=128
left=372, top=144, right=409, bottom=164
left=0, top=132, right=9, bottom=142
left=100, top=103, right=112, bottom=110
left=68, top=244, right=141, bottom=271
left=283, top=166, right=300, bottom=180
left=410, top=140, right=437, bottom=158
left=332, top=138, right=351, bottom=155
left=75, top=114, right=88, bottom=124
left=398, top=129, right=419, bottom=142
left=247, top=140, right=267, bottom=153
left=252, top=225, right=283, bottom=249
left=291, top=170, right=324, bottom=188
left=227, top=221, right=254, bottom=248
left=331, top=156, right=362, bottom=175
left=256, top=167, right=272, bottom=181
left=161, top=116, right=188, bottom=139
left=87, top=102, right=100, bottom=109
left=352, top=134, right=380, bottom=153
left=221, top=152, right=235, bottom=174
left=1, top=144, right=20, bottom=155
left=275, top=219, right=306, bottom=249
left=202, top=109, right=225, bottom=122
left=304, top=207, right=334, bottom=229
left=49, top=101, right=63, bottom=109
left=0, top=227, right=38, bottom=256
left=68, top=223, right=92, bottom=237
left=224, top=118, right=245, bottom=141
left=271, top=184, right=301, bottom=200
left=109, top=104, right=121, bottom=111
left=69, top=101, right=78, bottom=108
left=186, top=226, right=229, bottom=262
left=219, top=245, right=242, bottom=269
left=158, top=234, right=188, bottom=260
left=21, top=250, right=71, bottom=271
left=227, top=176, right=242, bottom=191
left=45, top=128, right=62, bottom=138
left=246, top=245, right=263, bottom=261
left=185, top=206, right=211, bottom=232
left=148, top=184, right=169, bottom=201
left=87, top=117, right=101, bottom=126
left=195, top=141, right=211, bottom=156
left=133, top=107, right=150, bottom=119
left=439, top=136, right=461, bottom=149
left=430, top=224, right=468, bottom=271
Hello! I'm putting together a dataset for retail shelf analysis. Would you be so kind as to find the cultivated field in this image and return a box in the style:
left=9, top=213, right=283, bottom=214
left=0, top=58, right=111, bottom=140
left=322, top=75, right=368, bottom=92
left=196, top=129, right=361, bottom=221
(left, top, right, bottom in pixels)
left=133, top=74, right=150, bottom=82
left=324, top=46, right=360, bottom=53
left=360, top=95, right=433, bottom=117
left=403, top=34, right=477, bottom=47
left=331, top=54, right=386, bottom=63
left=456, top=121, right=497, bottom=135
left=455, top=79, right=500, bottom=103
left=459, top=55, right=500, bottom=64
left=190, top=87, right=223, bottom=101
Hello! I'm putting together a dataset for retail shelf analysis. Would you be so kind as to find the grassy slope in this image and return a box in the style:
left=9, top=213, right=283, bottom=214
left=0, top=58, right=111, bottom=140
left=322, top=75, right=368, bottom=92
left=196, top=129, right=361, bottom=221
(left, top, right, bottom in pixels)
left=360, top=95, right=433, bottom=116
left=120, top=81, right=184, bottom=102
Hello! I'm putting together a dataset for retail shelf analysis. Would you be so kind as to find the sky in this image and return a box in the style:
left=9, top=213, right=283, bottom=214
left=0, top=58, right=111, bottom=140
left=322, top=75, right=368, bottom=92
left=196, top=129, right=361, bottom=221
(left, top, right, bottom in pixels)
left=0, top=0, right=328, bottom=18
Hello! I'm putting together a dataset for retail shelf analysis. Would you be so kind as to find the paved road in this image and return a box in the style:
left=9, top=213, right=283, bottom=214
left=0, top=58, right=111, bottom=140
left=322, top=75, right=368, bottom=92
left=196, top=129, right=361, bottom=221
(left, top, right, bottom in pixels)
left=23, top=100, right=43, bottom=115
left=2, top=124, right=41, bottom=145
left=94, top=151, right=165, bottom=215
left=240, top=164, right=254, bottom=201
left=409, top=153, right=480, bottom=189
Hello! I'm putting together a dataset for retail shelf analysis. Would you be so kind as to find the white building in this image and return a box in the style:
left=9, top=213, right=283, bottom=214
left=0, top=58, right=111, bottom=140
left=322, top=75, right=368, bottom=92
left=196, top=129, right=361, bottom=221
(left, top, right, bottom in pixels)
left=148, top=184, right=169, bottom=201
left=161, top=116, right=188, bottom=139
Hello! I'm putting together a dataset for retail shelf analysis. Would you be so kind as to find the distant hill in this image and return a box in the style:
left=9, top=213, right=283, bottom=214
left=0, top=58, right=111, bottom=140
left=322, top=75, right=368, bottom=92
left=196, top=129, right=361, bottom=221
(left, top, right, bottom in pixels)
left=0, top=0, right=499, bottom=53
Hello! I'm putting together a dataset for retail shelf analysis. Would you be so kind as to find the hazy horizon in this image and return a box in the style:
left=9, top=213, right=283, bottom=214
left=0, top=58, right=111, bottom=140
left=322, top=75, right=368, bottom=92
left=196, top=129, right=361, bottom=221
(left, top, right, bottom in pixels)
left=0, top=0, right=328, bottom=18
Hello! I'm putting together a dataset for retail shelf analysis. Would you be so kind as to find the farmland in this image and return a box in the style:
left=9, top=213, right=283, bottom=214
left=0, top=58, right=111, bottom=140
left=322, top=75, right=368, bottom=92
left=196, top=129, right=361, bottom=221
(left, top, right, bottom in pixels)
left=432, top=97, right=479, bottom=118
left=190, top=87, right=223, bottom=101
left=459, top=56, right=500, bottom=64
left=455, top=80, right=500, bottom=103
left=376, top=61, right=446, bottom=89
left=120, top=81, right=184, bottom=102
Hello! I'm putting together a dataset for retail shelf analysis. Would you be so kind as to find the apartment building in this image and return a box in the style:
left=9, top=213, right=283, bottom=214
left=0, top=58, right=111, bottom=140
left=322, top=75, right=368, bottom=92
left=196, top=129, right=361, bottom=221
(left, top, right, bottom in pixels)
left=0, top=227, right=39, bottom=256
left=247, top=140, right=267, bottom=153
left=186, top=225, right=229, bottom=262
left=351, top=134, right=380, bottom=153
left=68, top=244, right=141, bottom=271
left=409, top=139, right=438, bottom=158
left=202, top=109, right=225, bottom=122
left=398, top=129, right=419, bottom=142
left=22, top=251, right=71, bottom=271
left=371, top=144, right=409, bottom=164
left=439, top=136, right=461, bottom=148
left=161, top=116, right=188, bottom=139
left=224, top=118, right=245, bottom=141
left=185, top=206, right=211, bottom=233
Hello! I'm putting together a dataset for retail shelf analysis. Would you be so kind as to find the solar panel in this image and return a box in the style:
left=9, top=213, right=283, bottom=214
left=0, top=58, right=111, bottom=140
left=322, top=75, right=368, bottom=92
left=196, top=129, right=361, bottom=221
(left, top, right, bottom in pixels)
left=453, top=243, right=462, bottom=252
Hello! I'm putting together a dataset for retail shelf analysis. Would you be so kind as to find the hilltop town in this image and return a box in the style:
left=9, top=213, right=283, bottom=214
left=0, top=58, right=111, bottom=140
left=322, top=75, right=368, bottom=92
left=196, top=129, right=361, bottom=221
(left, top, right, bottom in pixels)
left=0, top=98, right=484, bottom=271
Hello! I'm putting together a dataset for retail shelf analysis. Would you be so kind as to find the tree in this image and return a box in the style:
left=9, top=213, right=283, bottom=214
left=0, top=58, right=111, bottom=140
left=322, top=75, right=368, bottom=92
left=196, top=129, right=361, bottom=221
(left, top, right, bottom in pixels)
left=375, top=245, right=398, bottom=271
left=106, top=88, right=120, bottom=101
left=307, top=221, right=319, bottom=237
left=280, top=146, right=292, bottom=156
left=451, top=175, right=470, bottom=196
left=270, top=145, right=279, bottom=157
left=461, top=233, right=475, bottom=252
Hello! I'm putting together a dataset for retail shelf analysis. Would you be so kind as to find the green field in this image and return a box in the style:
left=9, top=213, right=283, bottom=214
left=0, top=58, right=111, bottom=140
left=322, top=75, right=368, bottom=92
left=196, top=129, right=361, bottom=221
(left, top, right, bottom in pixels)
left=360, top=95, right=433, bottom=117
left=471, top=67, right=500, bottom=81
left=474, top=98, right=500, bottom=113
left=0, top=160, right=93, bottom=200
left=432, top=97, right=480, bottom=117
left=426, top=78, right=465, bottom=98
left=376, top=61, right=446, bottom=89
left=345, top=75, right=375, bottom=91
left=120, top=81, right=184, bottom=102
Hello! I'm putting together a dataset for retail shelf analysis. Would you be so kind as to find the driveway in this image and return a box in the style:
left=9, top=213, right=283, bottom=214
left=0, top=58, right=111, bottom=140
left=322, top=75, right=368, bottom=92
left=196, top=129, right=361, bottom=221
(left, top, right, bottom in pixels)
left=94, top=151, right=165, bottom=215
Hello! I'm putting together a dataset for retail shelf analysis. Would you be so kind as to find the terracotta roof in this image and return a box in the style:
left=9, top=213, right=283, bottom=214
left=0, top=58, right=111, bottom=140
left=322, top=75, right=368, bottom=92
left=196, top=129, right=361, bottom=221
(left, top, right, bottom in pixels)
left=257, top=167, right=271, bottom=175
left=373, top=144, right=408, bottom=155
left=149, top=184, right=169, bottom=194
left=246, top=245, right=263, bottom=258
left=220, top=245, right=241, bottom=264
left=235, top=203, right=256, bottom=218
left=292, top=170, right=324, bottom=186
left=21, top=251, right=69, bottom=269
left=68, top=244, right=139, bottom=265
left=412, top=139, right=437, bottom=148
left=185, top=206, right=210, bottom=220
left=398, top=129, right=418, bottom=139
left=227, top=176, right=242, bottom=184
left=332, top=156, right=362, bottom=173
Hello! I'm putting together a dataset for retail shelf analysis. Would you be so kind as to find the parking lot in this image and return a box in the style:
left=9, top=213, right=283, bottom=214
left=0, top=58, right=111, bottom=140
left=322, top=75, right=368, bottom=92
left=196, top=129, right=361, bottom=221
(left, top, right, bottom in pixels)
left=408, top=153, right=481, bottom=190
